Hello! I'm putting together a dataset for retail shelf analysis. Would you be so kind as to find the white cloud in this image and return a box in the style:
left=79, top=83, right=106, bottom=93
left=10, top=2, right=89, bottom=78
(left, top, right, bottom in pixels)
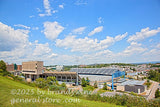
left=120, top=42, right=147, bottom=56
left=36, top=8, right=42, bottom=12
left=98, top=17, right=104, bottom=24
left=115, top=32, right=128, bottom=41
left=43, top=21, right=64, bottom=40
left=33, top=42, right=53, bottom=56
left=39, top=0, right=52, bottom=17
left=52, top=10, right=58, bottom=13
left=0, top=22, right=29, bottom=51
left=72, top=27, right=86, bottom=34
left=88, top=26, right=103, bottom=36
left=128, top=27, right=160, bottom=42
left=0, top=22, right=57, bottom=65
left=59, top=4, right=64, bottom=9
left=56, top=32, right=127, bottom=52
left=32, top=27, right=39, bottom=30
left=156, top=43, right=160, bottom=48
left=14, top=24, right=30, bottom=29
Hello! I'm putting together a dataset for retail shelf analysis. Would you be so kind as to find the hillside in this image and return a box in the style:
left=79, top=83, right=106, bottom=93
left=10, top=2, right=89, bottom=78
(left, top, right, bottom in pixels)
left=0, top=76, right=121, bottom=107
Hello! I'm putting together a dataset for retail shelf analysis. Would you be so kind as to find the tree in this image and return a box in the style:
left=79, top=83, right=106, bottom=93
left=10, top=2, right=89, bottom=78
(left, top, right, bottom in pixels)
left=103, top=82, right=107, bottom=90
left=86, top=77, right=90, bottom=85
left=0, top=60, right=7, bottom=71
left=35, top=78, right=46, bottom=88
left=46, top=76, right=57, bottom=85
left=61, top=82, right=67, bottom=89
left=81, top=78, right=87, bottom=87
left=155, top=89, right=160, bottom=98
left=94, top=81, right=98, bottom=88
left=0, top=60, right=9, bottom=76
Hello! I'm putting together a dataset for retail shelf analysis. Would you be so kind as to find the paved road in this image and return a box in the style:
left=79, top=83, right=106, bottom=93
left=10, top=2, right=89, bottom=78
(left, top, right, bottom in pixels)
left=147, top=81, right=159, bottom=100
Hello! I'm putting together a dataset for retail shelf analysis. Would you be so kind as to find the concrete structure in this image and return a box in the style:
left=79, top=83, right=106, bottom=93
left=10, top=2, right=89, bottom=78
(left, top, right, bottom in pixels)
left=22, top=61, right=80, bottom=84
left=40, top=71, right=80, bottom=84
left=22, top=61, right=44, bottom=81
left=117, top=80, right=147, bottom=93
left=70, top=68, right=125, bottom=89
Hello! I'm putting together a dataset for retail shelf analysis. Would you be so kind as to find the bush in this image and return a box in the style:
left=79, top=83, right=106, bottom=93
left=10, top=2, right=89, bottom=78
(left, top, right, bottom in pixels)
left=103, top=82, right=107, bottom=90
left=81, top=78, right=87, bottom=87
left=61, top=83, right=66, bottom=89
left=35, top=78, right=46, bottom=88
left=94, top=81, right=98, bottom=88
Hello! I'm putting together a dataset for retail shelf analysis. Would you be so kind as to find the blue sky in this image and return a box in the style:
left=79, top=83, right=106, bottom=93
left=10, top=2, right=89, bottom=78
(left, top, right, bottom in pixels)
left=0, top=0, right=160, bottom=65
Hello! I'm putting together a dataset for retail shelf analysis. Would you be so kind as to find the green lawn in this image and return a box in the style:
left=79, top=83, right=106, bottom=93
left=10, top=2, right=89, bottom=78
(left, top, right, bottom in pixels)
left=0, top=76, right=122, bottom=107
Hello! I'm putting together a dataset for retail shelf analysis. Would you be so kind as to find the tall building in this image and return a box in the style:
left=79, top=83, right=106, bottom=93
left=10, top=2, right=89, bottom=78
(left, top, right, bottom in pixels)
left=22, top=61, right=44, bottom=81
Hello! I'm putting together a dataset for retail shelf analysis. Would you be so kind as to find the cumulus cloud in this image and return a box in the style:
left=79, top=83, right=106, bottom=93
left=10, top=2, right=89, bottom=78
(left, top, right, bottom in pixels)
left=14, top=24, right=30, bottom=29
left=39, top=0, right=52, bottom=17
left=43, top=21, right=64, bottom=40
left=128, top=27, right=160, bottom=42
left=88, top=26, right=103, bottom=36
left=119, top=42, right=147, bottom=56
left=56, top=32, right=127, bottom=52
left=0, top=22, right=29, bottom=51
left=72, top=27, right=86, bottom=34
left=0, top=22, right=57, bottom=65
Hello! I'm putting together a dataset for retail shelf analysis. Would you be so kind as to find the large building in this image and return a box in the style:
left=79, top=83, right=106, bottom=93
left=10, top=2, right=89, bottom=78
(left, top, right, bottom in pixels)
left=70, top=68, right=125, bottom=89
left=6, top=63, right=22, bottom=71
left=40, top=71, right=80, bottom=83
left=22, top=61, right=44, bottom=81
left=22, top=61, right=80, bottom=84
left=117, top=80, right=147, bottom=93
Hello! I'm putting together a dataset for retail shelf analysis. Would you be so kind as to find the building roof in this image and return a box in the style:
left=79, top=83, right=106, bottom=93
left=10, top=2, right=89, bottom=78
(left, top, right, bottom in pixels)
left=119, top=80, right=145, bottom=86
left=44, top=71, right=77, bottom=75
left=70, top=68, right=119, bottom=76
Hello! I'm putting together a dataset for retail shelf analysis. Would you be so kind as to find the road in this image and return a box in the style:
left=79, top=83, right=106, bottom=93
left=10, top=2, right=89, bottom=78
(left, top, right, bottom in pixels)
left=147, top=81, right=159, bottom=100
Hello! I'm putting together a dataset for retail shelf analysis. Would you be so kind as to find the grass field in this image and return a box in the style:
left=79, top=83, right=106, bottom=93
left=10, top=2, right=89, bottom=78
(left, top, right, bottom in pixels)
left=0, top=76, right=122, bottom=107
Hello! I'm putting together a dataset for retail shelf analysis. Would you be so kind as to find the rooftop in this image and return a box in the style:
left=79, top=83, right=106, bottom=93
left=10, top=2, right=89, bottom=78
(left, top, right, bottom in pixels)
left=118, top=80, right=146, bottom=86
left=70, top=68, right=120, bottom=76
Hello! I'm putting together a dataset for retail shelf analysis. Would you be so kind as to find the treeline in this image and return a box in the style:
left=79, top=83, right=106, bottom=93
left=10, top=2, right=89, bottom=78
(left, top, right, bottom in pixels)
left=148, top=69, right=160, bottom=82
left=63, top=63, right=135, bottom=71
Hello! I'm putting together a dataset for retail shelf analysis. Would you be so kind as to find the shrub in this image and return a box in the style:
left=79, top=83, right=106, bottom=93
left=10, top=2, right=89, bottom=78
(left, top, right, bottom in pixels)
left=103, top=82, right=107, bottom=90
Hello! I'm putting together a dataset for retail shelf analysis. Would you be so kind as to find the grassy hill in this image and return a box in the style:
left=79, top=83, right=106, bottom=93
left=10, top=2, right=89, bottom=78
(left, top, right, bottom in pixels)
left=0, top=76, right=121, bottom=107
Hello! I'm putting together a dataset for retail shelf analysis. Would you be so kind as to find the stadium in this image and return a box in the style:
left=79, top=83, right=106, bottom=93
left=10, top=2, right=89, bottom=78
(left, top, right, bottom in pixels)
left=70, top=68, right=125, bottom=90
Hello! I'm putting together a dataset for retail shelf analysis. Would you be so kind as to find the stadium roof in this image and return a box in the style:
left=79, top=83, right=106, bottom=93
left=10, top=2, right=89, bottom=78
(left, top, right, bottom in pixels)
left=118, top=80, right=145, bottom=86
left=70, top=68, right=120, bottom=76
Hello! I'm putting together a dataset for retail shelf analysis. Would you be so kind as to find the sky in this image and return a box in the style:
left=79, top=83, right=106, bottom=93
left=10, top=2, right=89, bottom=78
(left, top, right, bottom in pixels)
left=0, top=0, right=160, bottom=65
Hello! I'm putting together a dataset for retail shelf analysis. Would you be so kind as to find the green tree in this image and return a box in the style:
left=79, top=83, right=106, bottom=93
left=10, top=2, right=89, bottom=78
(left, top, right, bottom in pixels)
left=46, top=76, right=57, bottom=85
left=103, top=82, right=107, bottom=90
left=155, top=89, right=160, bottom=98
left=86, top=77, right=90, bottom=85
left=61, top=82, right=67, bottom=89
left=0, top=60, right=9, bottom=76
left=0, top=60, right=7, bottom=71
left=81, top=78, right=87, bottom=87
left=94, top=81, right=98, bottom=88
left=35, top=78, right=46, bottom=88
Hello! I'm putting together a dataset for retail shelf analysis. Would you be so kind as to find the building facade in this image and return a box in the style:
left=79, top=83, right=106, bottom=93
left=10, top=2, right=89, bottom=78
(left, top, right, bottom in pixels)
left=22, top=61, right=44, bottom=81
